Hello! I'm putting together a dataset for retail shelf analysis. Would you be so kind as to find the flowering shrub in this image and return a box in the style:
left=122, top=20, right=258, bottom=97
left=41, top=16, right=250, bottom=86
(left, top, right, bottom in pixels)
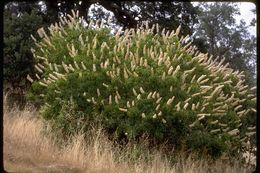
left=27, top=10, right=256, bottom=159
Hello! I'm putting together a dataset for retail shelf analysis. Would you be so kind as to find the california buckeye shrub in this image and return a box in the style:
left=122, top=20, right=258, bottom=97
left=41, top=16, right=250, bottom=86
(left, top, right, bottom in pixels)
left=27, top=10, right=256, bottom=159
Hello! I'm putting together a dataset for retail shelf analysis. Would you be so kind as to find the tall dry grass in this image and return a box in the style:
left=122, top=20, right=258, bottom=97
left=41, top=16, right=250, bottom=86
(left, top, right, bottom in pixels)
left=3, top=94, right=254, bottom=173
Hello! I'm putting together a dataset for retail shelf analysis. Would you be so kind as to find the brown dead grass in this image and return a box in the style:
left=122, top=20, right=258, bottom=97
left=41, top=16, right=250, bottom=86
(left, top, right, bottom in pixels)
left=3, top=95, right=254, bottom=173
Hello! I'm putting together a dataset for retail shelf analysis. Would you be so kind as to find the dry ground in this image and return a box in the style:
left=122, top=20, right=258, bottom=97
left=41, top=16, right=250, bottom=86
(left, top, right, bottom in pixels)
left=3, top=101, right=254, bottom=173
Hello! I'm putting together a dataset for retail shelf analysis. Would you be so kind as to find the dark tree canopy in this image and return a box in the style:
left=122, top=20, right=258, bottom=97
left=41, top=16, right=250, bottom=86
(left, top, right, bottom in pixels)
left=5, top=0, right=139, bottom=28
left=121, top=1, right=199, bottom=35
left=5, top=1, right=198, bottom=32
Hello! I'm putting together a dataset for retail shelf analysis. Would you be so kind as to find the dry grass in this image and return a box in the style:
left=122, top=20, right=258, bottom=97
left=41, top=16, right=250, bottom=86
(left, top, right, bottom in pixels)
left=3, top=96, right=254, bottom=173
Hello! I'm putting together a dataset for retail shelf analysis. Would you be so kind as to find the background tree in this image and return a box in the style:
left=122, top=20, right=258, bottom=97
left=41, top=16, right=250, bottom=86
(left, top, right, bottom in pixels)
left=89, top=1, right=199, bottom=35
left=193, top=2, right=256, bottom=87
left=4, top=3, right=45, bottom=105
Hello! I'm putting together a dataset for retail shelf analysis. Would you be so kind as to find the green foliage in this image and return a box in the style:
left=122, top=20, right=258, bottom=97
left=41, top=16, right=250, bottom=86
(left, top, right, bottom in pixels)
left=3, top=5, right=47, bottom=106
left=187, top=132, right=227, bottom=159
left=28, top=11, right=256, bottom=159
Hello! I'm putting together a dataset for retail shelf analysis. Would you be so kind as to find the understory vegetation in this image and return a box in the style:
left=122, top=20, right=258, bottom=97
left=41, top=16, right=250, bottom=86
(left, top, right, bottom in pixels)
left=3, top=96, right=255, bottom=172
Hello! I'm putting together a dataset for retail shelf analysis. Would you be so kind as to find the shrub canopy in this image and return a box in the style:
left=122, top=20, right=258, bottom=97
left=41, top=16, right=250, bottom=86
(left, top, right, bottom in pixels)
left=28, top=10, right=256, bottom=159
